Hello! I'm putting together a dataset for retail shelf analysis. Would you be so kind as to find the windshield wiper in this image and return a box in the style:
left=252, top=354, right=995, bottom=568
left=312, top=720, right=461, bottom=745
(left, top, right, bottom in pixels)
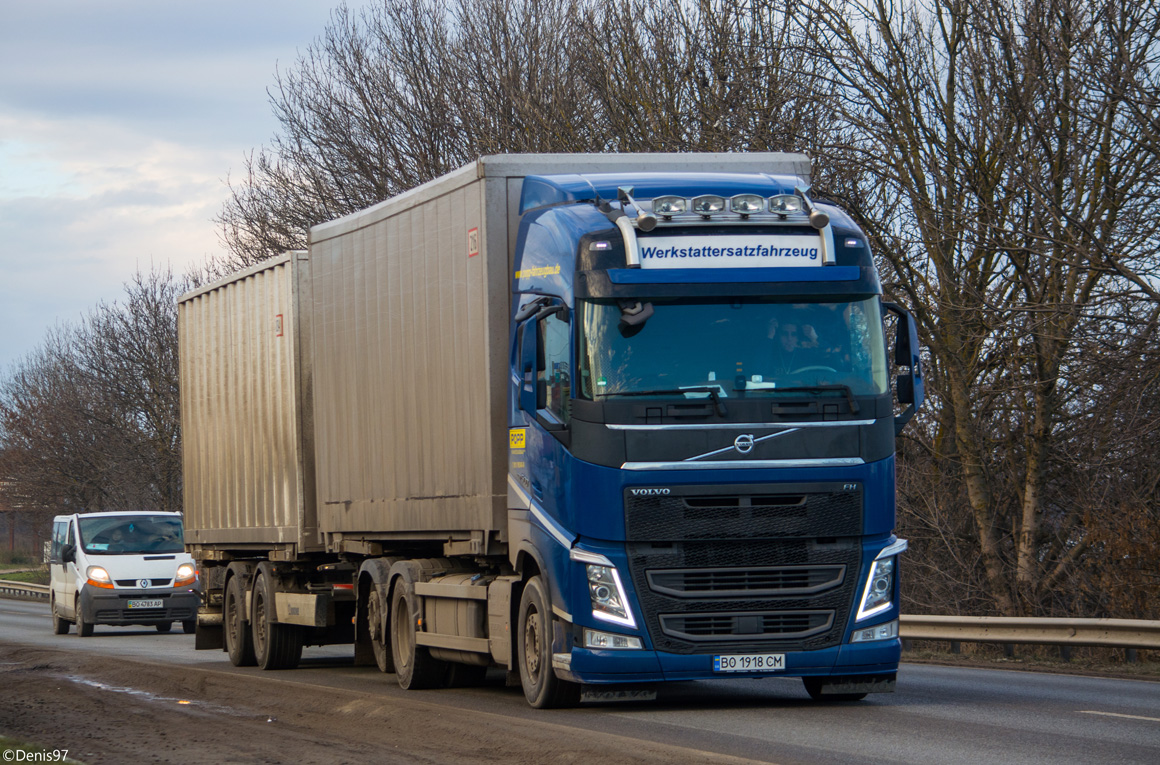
left=771, top=385, right=860, bottom=414
left=595, top=386, right=728, bottom=417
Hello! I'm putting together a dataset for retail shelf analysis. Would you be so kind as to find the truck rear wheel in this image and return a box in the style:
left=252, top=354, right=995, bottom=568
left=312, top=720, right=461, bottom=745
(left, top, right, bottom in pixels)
left=518, top=576, right=580, bottom=709
left=390, top=570, right=447, bottom=689
left=252, top=570, right=303, bottom=670
left=224, top=576, right=256, bottom=666
left=367, top=581, right=393, bottom=673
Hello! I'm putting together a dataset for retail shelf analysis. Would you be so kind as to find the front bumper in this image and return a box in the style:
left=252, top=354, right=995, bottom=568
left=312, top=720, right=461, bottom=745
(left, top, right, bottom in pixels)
left=559, top=635, right=901, bottom=685
left=79, top=586, right=200, bottom=626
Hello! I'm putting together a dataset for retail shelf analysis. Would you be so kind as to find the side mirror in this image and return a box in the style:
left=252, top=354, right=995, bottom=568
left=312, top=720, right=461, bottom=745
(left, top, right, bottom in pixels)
left=519, top=318, right=539, bottom=415
left=882, top=302, right=925, bottom=434
left=62, top=544, right=75, bottom=564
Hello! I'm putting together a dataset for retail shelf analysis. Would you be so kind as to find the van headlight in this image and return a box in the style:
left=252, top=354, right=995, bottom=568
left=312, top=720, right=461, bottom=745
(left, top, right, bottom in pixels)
left=86, top=565, right=114, bottom=589
left=570, top=549, right=637, bottom=629
left=856, top=556, right=895, bottom=621
left=175, top=563, right=198, bottom=587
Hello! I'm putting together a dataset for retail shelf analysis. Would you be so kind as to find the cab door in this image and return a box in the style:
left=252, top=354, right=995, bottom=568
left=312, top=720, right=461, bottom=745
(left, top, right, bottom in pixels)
left=61, top=521, right=79, bottom=617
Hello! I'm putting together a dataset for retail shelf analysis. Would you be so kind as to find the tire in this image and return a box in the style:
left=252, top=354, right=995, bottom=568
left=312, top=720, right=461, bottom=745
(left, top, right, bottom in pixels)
left=802, top=677, right=867, bottom=702
left=251, top=569, right=303, bottom=670
left=390, top=572, right=447, bottom=689
left=366, top=581, right=394, bottom=673
left=517, top=576, right=580, bottom=708
left=224, top=576, right=256, bottom=667
left=156, top=622, right=173, bottom=633
left=182, top=619, right=197, bottom=635
left=51, top=597, right=70, bottom=635
left=76, top=599, right=93, bottom=638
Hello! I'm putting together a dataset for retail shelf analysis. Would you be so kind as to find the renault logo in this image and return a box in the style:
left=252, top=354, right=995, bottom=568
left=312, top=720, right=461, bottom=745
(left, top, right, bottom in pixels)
left=139, top=578, right=149, bottom=589
left=734, top=434, right=755, bottom=454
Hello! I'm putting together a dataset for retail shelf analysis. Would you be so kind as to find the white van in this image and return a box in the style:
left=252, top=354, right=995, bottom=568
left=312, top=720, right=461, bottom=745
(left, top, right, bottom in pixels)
left=48, top=511, right=200, bottom=636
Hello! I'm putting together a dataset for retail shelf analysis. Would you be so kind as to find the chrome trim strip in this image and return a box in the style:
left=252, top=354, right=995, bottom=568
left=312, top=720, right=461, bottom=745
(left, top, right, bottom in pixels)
left=688, top=429, right=799, bottom=461
left=570, top=548, right=614, bottom=566
left=507, top=474, right=531, bottom=509
left=508, top=474, right=574, bottom=549
left=552, top=606, right=573, bottom=623
left=621, top=457, right=865, bottom=471
left=605, top=419, right=876, bottom=431
left=876, top=538, right=908, bottom=560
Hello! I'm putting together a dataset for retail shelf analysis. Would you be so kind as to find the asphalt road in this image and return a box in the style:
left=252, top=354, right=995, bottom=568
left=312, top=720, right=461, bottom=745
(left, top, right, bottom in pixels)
left=3, top=598, right=1158, bottom=764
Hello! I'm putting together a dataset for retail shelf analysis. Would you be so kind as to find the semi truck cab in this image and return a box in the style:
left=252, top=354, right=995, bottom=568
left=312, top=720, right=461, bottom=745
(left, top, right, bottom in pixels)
left=506, top=171, right=922, bottom=701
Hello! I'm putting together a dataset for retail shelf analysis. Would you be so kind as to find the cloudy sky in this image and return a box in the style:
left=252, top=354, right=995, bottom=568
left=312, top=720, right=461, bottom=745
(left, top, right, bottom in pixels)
left=0, top=0, right=369, bottom=372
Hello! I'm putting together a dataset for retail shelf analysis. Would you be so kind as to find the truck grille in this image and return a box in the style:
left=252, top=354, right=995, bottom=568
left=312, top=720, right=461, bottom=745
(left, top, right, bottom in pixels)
left=115, top=579, right=173, bottom=587
left=624, top=482, right=862, bottom=654
left=646, top=565, right=846, bottom=598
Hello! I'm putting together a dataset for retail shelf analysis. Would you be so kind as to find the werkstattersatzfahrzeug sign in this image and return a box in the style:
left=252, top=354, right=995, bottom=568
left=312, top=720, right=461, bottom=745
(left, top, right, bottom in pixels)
left=638, top=235, right=823, bottom=269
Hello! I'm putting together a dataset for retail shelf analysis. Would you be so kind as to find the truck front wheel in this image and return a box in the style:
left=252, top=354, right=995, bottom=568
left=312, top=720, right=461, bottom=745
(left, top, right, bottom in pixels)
left=224, top=576, right=256, bottom=666
left=517, top=576, right=580, bottom=709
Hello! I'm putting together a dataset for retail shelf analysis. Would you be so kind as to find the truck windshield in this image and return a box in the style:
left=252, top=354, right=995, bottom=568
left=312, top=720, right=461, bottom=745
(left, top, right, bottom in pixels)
left=78, top=515, right=184, bottom=555
left=578, top=297, right=888, bottom=400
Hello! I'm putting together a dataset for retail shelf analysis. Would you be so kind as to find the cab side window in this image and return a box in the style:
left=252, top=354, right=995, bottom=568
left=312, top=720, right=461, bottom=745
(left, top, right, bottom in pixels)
left=51, top=521, right=66, bottom=562
left=538, top=311, right=571, bottom=425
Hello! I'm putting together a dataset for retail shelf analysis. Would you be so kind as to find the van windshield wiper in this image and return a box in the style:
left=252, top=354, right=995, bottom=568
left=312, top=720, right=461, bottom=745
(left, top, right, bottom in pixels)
left=770, top=385, right=860, bottom=414
left=595, top=386, right=728, bottom=417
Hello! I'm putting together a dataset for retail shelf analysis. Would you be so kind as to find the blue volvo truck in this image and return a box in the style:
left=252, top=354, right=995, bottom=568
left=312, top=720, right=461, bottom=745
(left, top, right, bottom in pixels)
left=180, top=153, right=922, bottom=708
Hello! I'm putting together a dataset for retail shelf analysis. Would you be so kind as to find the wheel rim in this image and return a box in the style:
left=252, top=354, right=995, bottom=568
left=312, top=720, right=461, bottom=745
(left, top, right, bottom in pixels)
left=226, top=585, right=241, bottom=650
left=367, top=587, right=386, bottom=661
left=523, top=603, right=542, bottom=683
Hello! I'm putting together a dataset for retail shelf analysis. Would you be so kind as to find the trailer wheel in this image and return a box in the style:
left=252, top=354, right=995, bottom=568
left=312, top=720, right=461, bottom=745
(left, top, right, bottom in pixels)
left=390, top=572, right=447, bottom=689
left=518, top=576, right=580, bottom=708
left=366, top=581, right=394, bottom=673
left=252, top=570, right=303, bottom=670
left=224, top=576, right=256, bottom=666
left=50, top=596, right=70, bottom=635
left=802, top=677, right=867, bottom=702
left=75, top=598, right=93, bottom=637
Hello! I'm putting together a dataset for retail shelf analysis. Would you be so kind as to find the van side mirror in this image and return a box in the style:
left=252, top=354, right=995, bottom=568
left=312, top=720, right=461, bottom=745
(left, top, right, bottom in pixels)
left=62, top=544, right=75, bottom=563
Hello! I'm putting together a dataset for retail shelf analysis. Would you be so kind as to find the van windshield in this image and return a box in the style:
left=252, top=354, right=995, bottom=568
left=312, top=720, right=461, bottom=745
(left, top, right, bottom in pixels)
left=78, top=516, right=184, bottom=555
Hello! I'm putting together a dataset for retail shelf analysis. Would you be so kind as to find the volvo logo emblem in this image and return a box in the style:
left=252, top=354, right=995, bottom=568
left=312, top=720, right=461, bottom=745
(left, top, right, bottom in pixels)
left=630, top=488, right=671, bottom=496
left=139, top=578, right=149, bottom=589
left=734, top=434, right=755, bottom=454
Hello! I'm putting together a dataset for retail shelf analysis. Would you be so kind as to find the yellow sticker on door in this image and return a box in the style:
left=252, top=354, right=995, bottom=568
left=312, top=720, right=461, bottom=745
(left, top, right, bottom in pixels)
left=509, top=429, right=526, bottom=449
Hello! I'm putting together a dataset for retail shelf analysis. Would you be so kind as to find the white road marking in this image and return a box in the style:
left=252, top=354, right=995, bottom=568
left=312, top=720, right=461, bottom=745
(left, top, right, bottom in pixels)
left=1079, top=710, right=1160, bottom=723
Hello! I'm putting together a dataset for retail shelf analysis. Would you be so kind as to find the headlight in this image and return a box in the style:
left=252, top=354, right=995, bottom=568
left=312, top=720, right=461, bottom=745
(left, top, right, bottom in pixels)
left=730, top=194, right=765, bottom=214
left=856, top=556, right=895, bottom=621
left=570, top=548, right=637, bottom=629
left=584, top=628, right=642, bottom=650
left=86, top=565, right=114, bottom=589
left=850, top=619, right=898, bottom=643
left=691, top=195, right=727, bottom=215
left=653, top=196, right=687, bottom=215
left=769, top=194, right=803, bottom=214
left=175, top=563, right=198, bottom=587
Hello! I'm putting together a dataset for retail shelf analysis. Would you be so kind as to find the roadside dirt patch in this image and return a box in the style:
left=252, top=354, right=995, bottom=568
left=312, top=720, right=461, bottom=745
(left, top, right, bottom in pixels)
left=0, top=643, right=758, bottom=765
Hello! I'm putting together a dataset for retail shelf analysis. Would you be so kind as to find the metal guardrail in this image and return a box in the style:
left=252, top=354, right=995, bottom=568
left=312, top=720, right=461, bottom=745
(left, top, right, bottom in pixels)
left=901, top=614, right=1160, bottom=650
left=0, top=579, right=50, bottom=600
left=0, top=581, right=1153, bottom=650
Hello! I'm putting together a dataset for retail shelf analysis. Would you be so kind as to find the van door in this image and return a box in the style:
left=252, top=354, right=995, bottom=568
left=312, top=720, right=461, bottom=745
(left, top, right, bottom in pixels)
left=49, top=519, right=67, bottom=614
left=62, top=520, right=79, bottom=617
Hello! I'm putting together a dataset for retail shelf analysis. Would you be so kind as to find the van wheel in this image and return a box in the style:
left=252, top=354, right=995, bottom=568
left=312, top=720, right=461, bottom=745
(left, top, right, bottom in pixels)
left=156, top=622, right=173, bottom=633
left=518, top=576, right=580, bottom=708
left=76, top=600, right=93, bottom=637
left=251, top=569, right=302, bottom=670
left=51, top=597, right=70, bottom=635
left=182, top=619, right=197, bottom=634
left=224, top=576, right=256, bottom=666
left=390, top=569, right=447, bottom=689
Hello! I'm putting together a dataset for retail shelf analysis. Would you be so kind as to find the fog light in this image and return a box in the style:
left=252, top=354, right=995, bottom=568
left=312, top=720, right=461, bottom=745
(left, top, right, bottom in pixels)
left=730, top=194, right=765, bottom=214
left=691, top=195, right=727, bottom=216
left=652, top=196, right=687, bottom=216
left=584, top=628, right=643, bottom=650
left=850, top=619, right=899, bottom=643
